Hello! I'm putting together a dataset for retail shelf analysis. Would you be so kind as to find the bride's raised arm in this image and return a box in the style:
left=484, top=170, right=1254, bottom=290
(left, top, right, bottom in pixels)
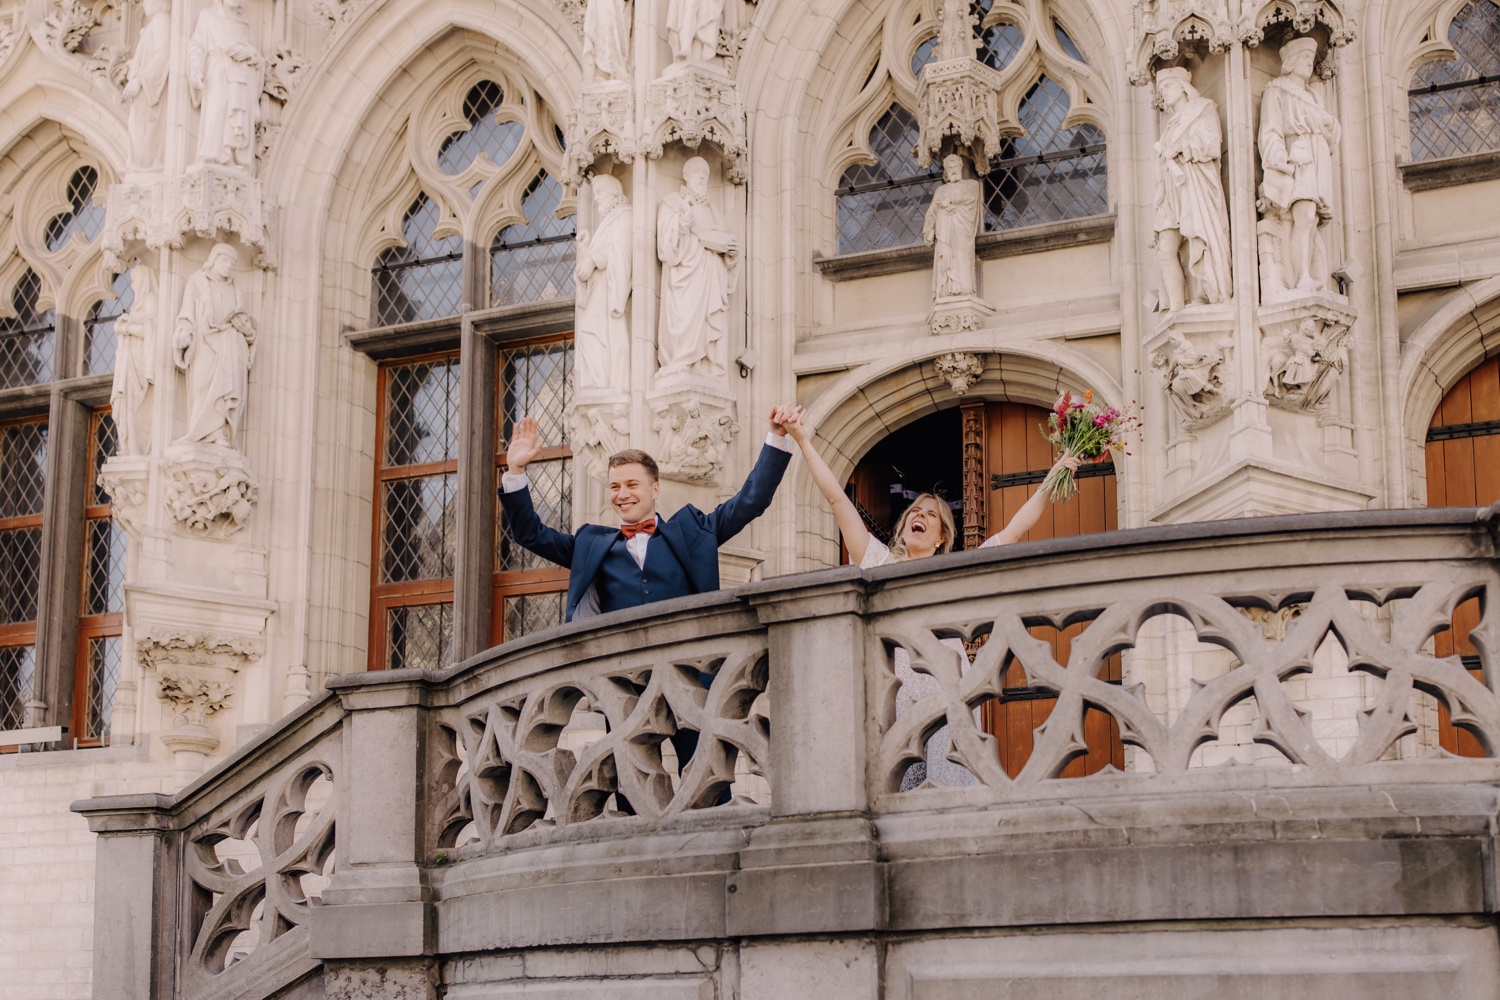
left=982, top=451, right=1081, bottom=548
left=782, top=408, right=875, bottom=564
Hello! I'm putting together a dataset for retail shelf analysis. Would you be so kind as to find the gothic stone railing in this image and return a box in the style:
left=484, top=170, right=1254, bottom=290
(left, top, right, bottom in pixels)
left=74, top=507, right=1500, bottom=999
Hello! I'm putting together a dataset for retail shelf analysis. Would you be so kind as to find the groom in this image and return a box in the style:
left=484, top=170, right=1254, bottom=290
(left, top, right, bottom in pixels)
left=498, top=404, right=799, bottom=623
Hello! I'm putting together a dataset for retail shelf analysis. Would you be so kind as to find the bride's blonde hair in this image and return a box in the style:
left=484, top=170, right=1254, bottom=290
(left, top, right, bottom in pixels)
left=888, top=493, right=957, bottom=561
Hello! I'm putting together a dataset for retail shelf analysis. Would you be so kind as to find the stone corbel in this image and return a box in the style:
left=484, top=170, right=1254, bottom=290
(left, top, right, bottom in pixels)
left=1149, top=306, right=1236, bottom=426
left=102, top=166, right=276, bottom=272
left=161, top=441, right=260, bottom=538
left=1239, top=1, right=1357, bottom=50
left=1259, top=297, right=1356, bottom=412
left=928, top=294, right=995, bottom=336
left=142, top=627, right=261, bottom=776
left=26, top=0, right=121, bottom=87
left=647, top=383, right=739, bottom=486
left=933, top=352, right=985, bottom=395
left=97, top=454, right=151, bottom=538
left=568, top=394, right=631, bottom=483
left=564, top=82, right=637, bottom=185
left=641, top=66, right=748, bottom=184
left=1128, top=0, right=1235, bottom=86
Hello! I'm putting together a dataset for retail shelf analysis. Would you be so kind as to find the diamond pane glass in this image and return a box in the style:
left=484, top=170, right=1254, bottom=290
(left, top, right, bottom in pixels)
left=84, top=636, right=121, bottom=740
left=91, top=412, right=118, bottom=506
left=1054, top=21, right=1086, bottom=63
left=1415, top=1, right=1500, bottom=87
left=497, top=458, right=572, bottom=571
left=912, top=35, right=938, bottom=75
left=44, top=166, right=106, bottom=252
left=980, top=22, right=1025, bottom=70
left=837, top=105, right=940, bottom=253
left=498, top=341, right=573, bottom=448
left=0, top=528, right=41, bottom=625
left=383, top=357, right=460, bottom=469
left=1410, top=2, right=1500, bottom=160
left=387, top=603, right=453, bottom=671
left=439, top=81, right=524, bottom=174
left=0, top=421, right=47, bottom=519
left=381, top=473, right=457, bottom=583
left=491, top=174, right=577, bottom=306
left=0, top=271, right=56, bottom=388
left=503, top=592, right=564, bottom=640
left=85, top=518, right=126, bottom=616
left=984, top=78, right=1108, bottom=230
left=0, top=646, right=35, bottom=730
left=85, top=269, right=133, bottom=377
left=372, top=195, right=464, bottom=326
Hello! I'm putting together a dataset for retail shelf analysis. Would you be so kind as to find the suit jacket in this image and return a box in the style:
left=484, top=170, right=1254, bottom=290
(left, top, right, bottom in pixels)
left=498, top=442, right=792, bottom=622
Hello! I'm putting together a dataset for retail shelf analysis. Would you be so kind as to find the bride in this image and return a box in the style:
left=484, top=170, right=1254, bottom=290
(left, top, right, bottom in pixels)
left=782, top=408, right=1079, bottom=789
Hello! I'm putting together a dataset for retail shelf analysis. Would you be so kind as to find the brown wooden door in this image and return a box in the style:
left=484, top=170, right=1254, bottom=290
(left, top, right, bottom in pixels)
left=980, top=402, right=1123, bottom=778
left=1425, top=356, right=1500, bottom=756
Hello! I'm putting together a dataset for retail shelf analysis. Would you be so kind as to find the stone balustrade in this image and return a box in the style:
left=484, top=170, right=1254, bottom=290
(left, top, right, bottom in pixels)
left=74, top=507, right=1500, bottom=999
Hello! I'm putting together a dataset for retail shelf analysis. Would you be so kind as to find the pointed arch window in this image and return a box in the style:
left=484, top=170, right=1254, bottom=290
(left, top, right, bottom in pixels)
left=43, top=167, right=106, bottom=253
left=372, top=194, right=464, bottom=326
left=1409, top=0, right=1500, bottom=162
left=835, top=105, right=940, bottom=254
left=490, top=172, right=577, bottom=306
left=0, top=271, right=56, bottom=390
left=439, top=81, right=524, bottom=174
left=984, top=76, right=1108, bottom=231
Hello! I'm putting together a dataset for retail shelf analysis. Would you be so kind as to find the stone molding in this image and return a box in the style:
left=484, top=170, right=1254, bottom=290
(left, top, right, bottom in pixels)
left=1399, top=149, right=1500, bottom=193
left=813, top=215, right=1116, bottom=282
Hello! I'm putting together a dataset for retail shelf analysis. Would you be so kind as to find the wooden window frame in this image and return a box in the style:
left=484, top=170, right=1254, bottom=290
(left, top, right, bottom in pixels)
left=72, top=407, right=120, bottom=746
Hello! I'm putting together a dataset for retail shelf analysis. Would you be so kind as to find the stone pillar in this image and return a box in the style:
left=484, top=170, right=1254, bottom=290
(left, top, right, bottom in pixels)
left=309, top=671, right=435, bottom=966
left=734, top=571, right=884, bottom=943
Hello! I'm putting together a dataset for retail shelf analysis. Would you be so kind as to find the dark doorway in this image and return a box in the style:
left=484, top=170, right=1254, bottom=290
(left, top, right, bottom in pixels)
left=846, top=408, right=965, bottom=557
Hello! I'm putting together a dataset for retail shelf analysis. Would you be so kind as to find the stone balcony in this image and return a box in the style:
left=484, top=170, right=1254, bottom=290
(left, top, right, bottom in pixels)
left=75, top=508, right=1500, bottom=999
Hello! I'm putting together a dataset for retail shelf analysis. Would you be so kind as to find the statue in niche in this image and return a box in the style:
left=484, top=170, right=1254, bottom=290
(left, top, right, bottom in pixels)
left=666, top=0, right=723, bottom=66
left=1153, top=330, right=1225, bottom=420
left=583, top=0, right=631, bottom=83
left=575, top=173, right=633, bottom=390
left=656, top=156, right=736, bottom=378
left=1153, top=67, right=1231, bottom=311
left=173, top=244, right=256, bottom=448
left=119, top=0, right=171, bottom=171
left=111, top=266, right=157, bottom=455
left=187, top=0, right=264, bottom=172
left=1257, top=37, right=1340, bottom=295
left=922, top=153, right=982, bottom=300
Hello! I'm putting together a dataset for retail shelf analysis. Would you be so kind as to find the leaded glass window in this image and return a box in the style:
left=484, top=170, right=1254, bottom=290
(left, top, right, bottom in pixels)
left=371, top=195, right=464, bottom=326
left=0, top=271, right=56, bottom=389
left=490, top=173, right=577, bottom=306
left=1410, top=1, right=1500, bottom=162
left=0, top=417, right=46, bottom=732
left=75, top=410, right=121, bottom=743
left=984, top=77, right=1108, bottom=230
left=835, top=105, right=940, bottom=253
left=439, top=81, right=524, bottom=174
left=85, top=269, right=134, bottom=377
left=43, top=167, right=106, bottom=253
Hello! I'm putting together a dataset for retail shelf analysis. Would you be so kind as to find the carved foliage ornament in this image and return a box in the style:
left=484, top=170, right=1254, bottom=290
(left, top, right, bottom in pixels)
left=934, top=352, right=985, bottom=395
left=28, top=0, right=122, bottom=85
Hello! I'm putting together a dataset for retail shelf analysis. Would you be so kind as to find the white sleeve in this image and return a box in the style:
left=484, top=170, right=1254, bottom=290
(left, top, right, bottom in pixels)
left=500, top=471, right=530, bottom=493
left=765, top=432, right=792, bottom=453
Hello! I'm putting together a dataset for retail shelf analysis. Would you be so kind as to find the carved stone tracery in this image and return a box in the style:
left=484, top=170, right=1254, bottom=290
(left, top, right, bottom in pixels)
left=1129, top=0, right=1234, bottom=86
left=642, top=66, right=749, bottom=185
left=1239, top=0, right=1357, bottom=50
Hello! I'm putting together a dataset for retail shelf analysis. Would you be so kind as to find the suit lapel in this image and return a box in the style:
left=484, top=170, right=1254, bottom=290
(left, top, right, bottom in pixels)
left=653, top=512, right=701, bottom=593
left=571, top=527, right=618, bottom=613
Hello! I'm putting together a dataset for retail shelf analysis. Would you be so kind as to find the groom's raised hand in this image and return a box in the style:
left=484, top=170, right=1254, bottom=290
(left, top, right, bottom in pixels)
left=504, top=415, right=542, bottom=475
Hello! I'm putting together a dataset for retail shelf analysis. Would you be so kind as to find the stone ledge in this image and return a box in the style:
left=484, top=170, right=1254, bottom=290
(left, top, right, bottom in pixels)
left=1399, top=150, right=1500, bottom=192
left=812, top=216, right=1116, bottom=282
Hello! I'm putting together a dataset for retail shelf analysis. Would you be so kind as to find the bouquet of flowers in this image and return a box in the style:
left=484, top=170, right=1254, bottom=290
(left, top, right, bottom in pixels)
left=1039, top=390, right=1137, bottom=502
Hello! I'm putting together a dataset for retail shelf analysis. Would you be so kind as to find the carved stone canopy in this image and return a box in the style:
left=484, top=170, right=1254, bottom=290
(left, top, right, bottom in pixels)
left=1239, top=0, right=1357, bottom=50
left=915, top=55, right=1010, bottom=175
left=1129, top=0, right=1236, bottom=86
left=103, top=165, right=276, bottom=272
left=641, top=65, right=748, bottom=184
left=565, top=82, right=636, bottom=185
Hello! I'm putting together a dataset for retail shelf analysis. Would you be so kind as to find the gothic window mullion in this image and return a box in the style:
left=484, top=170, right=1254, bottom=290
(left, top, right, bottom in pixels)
left=451, top=311, right=497, bottom=663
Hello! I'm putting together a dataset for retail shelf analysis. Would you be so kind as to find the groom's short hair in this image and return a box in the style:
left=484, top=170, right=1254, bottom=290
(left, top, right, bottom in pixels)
left=607, top=449, right=659, bottom=482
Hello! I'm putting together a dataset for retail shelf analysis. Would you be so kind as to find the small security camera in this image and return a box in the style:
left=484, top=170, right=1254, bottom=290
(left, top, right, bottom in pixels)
left=735, top=349, right=759, bottom=378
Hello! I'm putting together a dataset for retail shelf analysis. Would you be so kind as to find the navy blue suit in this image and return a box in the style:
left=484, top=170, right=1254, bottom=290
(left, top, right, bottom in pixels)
left=498, top=442, right=792, bottom=622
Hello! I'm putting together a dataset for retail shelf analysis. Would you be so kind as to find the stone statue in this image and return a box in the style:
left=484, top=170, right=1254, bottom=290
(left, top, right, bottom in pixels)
left=922, top=154, right=982, bottom=300
left=1257, top=37, right=1340, bottom=295
left=187, top=0, right=264, bottom=171
left=173, top=244, right=256, bottom=448
left=656, top=156, right=737, bottom=378
left=1266, top=317, right=1348, bottom=409
left=1153, top=67, right=1231, bottom=311
left=666, top=0, right=722, bottom=65
left=575, top=174, right=633, bottom=390
left=120, top=0, right=171, bottom=171
left=583, top=0, right=631, bottom=82
left=111, top=265, right=156, bottom=455
left=1153, top=331, right=1225, bottom=420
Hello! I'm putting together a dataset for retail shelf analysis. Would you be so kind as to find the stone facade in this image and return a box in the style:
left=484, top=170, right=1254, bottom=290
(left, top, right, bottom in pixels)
left=0, top=0, right=1499, bottom=995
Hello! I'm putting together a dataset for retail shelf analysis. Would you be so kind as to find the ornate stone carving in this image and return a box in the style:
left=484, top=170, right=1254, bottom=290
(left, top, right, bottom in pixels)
left=1152, top=330, right=1229, bottom=421
left=642, top=66, right=748, bottom=184
left=1154, top=67, right=1231, bottom=312
left=138, top=627, right=264, bottom=673
left=111, top=265, right=156, bottom=455
left=545, top=0, right=586, bottom=34
left=657, top=157, right=736, bottom=377
left=1256, top=38, right=1341, bottom=300
left=119, top=0, right=170, bottom=172
left=311, top=0, right=375, bottom=30
left=568, top=397, right=630, bottom=482
left=914, top=0, right=1008, bottom=174
left=924, top=154, right=982, bottom=301
left=156, top=668, right=236, bottom=728
left=927, top=296, right=994, bottom=336
left=583, top=0, right=631, bottom=83
left=187, top=0, right=265, bottom=173
left=564, top=83, right=636, bottom=184
left=960, top=400, right=986, bottom=550
left=576, top=174, right=632, bottom=391
left=29, top=0, right=123, bottom=85
left=1129, top=0, right=1234, bottom=86
left=649, top=389, right=738, bottom=486
left=102, top=166, right=275, bottom=272
left=97, top=455, right=150, bottom=536
left=174, top=243, right=256, bottom=449
left=0, top=16, right=19, bottom=69
left=1262, top=307, right=1353, bottom=411
left=141, top=627, right=260, bottom=750
left=257, top=46, right=308, bottom=160
left=934, top=352, right=985, bottom=395
left=666, top=0, right=723, bottom=68
left=162, top=443, right=259, bottom=537
left=1239, top=0, right=1356, bottom=50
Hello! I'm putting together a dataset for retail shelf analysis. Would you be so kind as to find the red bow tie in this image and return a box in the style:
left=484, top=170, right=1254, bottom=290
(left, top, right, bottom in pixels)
left=621, top=518, right=656, bottom=539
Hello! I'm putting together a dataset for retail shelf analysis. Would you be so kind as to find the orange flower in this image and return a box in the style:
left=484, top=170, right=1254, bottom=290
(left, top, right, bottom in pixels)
left=1084, top=389, right=1093, bottom=404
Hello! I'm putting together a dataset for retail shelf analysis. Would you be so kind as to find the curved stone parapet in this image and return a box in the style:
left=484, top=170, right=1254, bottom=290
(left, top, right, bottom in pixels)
left=74, top=507, right=1500, bottom=999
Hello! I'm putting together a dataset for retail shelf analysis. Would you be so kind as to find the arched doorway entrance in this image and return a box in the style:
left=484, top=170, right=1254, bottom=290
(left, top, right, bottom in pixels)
left=1426, top=355, right=1500, bottom=756
left=848, top=399, right=1123, bottom=778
